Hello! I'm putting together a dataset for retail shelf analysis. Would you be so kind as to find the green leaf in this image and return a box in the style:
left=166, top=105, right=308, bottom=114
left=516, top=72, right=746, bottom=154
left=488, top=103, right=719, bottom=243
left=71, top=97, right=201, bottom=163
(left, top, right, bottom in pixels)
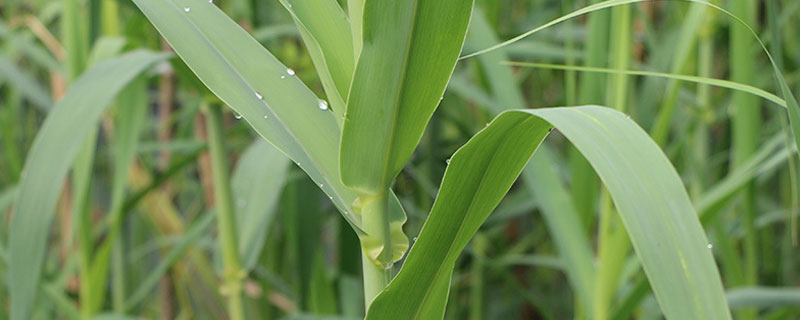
left=340, top=0, right=474, bottom=194
left=367, top=106, right=730, bottom=320
left=131, top=0, right=408, bottom=253
left=232, top=140, right=290, bottom=270
left=466, top=10, right=596, bottom=315
left=504, top=61, right=787, bottom=109
left=8, top=50, right=168, bottom=320
left=279, top=0, right=354, bottom=122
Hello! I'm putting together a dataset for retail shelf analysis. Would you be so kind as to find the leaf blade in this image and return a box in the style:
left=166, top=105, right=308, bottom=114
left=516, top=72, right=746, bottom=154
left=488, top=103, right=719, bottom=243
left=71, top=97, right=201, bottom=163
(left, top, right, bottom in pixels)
left=367, top=106, right=730, bottom=320
left=340, top=0, right=474, bottom=193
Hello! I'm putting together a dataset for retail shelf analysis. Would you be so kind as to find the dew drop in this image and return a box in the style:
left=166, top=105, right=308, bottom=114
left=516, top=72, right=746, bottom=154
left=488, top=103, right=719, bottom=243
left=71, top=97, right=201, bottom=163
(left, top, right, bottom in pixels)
left=440, top=96, right=444, bottom=101
left=263, top=114, right=269, bottom=119
left=234, top=113, right=243, bottom=120
left=328, top=196, right=333, bottom=200
left=209, top=0, right=213, bottom=3
left=255, top=92, right=263, bottom=100
left=445, top=158, right=451, bottom=165
left=286, top=68, right=295, bottom=76
left=318, top=99, right=329, bottom=111
left=413, top=237, right=418, bottom=242
left=184, top=7, right=191, bottom=12
left=485, top=123, right=490, bottom=127
left=318, top=183, right=324, bottom=188
left=626, top=114, right=631, bottom=119
left=707, top=243, right=713, bottom=249
left=280, top=75, right=286, bottom=79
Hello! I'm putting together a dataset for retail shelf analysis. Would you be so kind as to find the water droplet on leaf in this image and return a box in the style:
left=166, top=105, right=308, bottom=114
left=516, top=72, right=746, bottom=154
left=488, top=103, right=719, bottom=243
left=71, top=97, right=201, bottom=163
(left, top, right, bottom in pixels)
left=318, top=99, right=329, bottom=111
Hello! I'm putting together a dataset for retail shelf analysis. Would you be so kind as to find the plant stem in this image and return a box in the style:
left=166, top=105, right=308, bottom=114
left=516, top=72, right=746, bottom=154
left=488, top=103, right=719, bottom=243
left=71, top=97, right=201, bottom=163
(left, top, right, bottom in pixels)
left=730, top=1, right=759, bottom=318
left=359, top=192, right=392, bottom=309
left=204, top=104, right=246, bottom=320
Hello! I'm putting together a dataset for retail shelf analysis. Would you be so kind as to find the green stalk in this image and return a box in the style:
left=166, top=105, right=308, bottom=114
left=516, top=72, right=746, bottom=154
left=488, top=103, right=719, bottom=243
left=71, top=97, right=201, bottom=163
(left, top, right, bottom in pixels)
left=469, top=233, right=486, bottom=320
left=730, top=2, right=759, bottom=319
left=204, top=104, right=246, bottom=320
left=570, top=0, right=609, bottom=228
left=650, top=3, right=707, bottom=146
left=594, top=7, right=631, bottom=320
left=62, top=0, right=96, bottom=316
left=359, top=192, right=392, bottom=308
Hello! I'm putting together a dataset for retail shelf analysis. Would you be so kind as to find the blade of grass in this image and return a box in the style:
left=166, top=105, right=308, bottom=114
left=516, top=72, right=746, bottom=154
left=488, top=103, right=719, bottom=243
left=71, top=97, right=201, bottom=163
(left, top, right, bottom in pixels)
left=131, top=0, right=409, bottom=256
left=502, top=62, right=787, bottom=108
left=231, top=140, right=290, bottom=270
left=278, top=0, right=354, bottom=123
left=8, top=50, right=168, bottom=320
left=367, top=106, right=730, bottom=320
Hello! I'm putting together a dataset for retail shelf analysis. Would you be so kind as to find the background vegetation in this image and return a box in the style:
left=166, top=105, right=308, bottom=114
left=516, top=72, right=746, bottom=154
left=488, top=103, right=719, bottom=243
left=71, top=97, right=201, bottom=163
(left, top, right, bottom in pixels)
left=0, top=0, right=799, bottom=319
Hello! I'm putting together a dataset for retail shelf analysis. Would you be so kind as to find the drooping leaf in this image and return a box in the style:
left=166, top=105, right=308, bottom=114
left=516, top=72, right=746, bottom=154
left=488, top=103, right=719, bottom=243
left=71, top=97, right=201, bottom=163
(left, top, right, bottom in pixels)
left=8, top=50, right=168, bottom=320
left=367, top=106, right=730, bottom=320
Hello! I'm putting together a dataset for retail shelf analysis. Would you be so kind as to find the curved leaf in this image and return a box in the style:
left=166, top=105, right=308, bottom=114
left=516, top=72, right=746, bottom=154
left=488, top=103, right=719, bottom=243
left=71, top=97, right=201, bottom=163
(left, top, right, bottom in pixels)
left=340, top=0, right=474, bottom=193
left=8, top=50, right=168, bottom=320
left=367, top=106, right=729, bottom=320
left=132, top=0, right=408, bottom=257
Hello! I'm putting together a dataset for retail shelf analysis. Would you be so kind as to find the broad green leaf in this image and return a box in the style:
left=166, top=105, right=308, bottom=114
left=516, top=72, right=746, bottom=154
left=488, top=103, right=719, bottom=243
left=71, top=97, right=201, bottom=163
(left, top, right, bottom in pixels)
left=132, top=0, right=409, bottom=257
left=279, top=0, right=354, bottom=122
left=8, top=51, right=168, bottom=320
left=340, top=0, right=474, bottom=194
left=466, top=10, right=595, bottom=314
left=232, top=140, right=290, bottom=270
left=367, top=106, right=730, bottom=320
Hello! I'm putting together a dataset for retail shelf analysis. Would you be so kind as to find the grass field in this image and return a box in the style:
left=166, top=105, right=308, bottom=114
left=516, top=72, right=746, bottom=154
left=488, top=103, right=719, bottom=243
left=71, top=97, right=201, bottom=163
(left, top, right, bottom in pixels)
left=1, top=0, right=799, bottom=319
